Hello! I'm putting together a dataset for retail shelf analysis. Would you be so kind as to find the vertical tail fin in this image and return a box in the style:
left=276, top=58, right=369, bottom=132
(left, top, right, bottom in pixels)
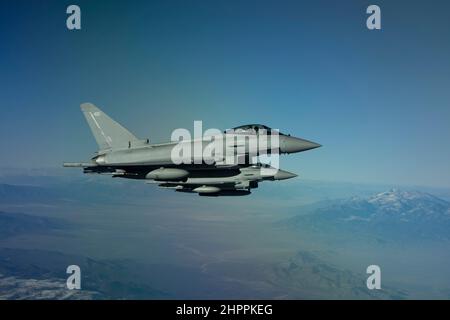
left=80, top=103, right=139, bottom=151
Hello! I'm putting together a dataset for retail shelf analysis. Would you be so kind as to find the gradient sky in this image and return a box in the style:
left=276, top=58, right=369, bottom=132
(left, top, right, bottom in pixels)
left=0, top=0, right=449, bottom=187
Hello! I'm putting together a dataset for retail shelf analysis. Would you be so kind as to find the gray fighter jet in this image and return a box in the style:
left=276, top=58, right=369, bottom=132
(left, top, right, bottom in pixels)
left=64, top=103, right=321, bottom=196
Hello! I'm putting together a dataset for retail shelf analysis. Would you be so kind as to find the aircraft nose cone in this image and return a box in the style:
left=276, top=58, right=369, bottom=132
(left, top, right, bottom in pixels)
left=274, top=170, right=298, bottom=180
left=280, top=136, right=321, bottom=154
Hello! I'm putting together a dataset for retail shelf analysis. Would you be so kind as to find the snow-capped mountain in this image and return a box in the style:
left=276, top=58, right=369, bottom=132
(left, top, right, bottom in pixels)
left=367, top=189, right=450, bottom=220
left=284, top=189, right=450, bottom=241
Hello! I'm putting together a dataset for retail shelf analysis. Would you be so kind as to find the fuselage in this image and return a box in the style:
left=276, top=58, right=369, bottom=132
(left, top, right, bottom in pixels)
left=93, top=132, right=320, bottom=167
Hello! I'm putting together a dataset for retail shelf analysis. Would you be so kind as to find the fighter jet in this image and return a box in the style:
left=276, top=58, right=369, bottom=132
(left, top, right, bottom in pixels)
left=64, top=103, right=321, bottom=196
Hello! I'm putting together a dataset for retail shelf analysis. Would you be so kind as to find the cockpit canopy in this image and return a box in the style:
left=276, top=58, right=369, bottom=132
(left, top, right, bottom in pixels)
left=232, top=124, right=272, bottom=131
left=228, top=124, right=286, bottom=135
left=251, top=162, right=273, bottom=168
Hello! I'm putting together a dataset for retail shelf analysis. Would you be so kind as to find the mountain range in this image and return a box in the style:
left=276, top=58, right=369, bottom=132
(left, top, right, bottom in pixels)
left=269, top=250, right=408, bottom=299
left=0, top=211, right=68, bottom=240
left=282, top=189, right=450, bottom=242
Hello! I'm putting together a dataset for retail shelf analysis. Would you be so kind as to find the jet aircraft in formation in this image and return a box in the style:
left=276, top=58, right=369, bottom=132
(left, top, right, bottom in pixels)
left=64, top=103, right=321, bottom=196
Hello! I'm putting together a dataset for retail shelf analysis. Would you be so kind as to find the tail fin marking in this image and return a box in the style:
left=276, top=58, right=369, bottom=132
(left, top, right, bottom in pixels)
left=80, top=103, right=139, bottom=151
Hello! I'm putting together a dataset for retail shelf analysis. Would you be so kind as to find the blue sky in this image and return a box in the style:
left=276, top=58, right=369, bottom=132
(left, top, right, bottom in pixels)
left=0, top=0, right=449, bottom=187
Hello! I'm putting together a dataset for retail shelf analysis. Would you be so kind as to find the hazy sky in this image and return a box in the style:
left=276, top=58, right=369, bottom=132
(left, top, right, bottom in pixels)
left=1, top=0, right=449, bottom=187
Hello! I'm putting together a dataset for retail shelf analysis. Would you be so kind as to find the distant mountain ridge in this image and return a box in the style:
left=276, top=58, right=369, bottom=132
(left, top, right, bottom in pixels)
left=0, top=211, right=68, bottom=240
left=366, top=189, right=450, bottom=217
left=0, top=184, right=57, bottom=202
left=0, top=248, right=170, bottom=299
left=283, top=189, right=450, bottom=242
left=270, top=250, right=408, bottom=299
left=0, top=180, right=174, bottom=205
